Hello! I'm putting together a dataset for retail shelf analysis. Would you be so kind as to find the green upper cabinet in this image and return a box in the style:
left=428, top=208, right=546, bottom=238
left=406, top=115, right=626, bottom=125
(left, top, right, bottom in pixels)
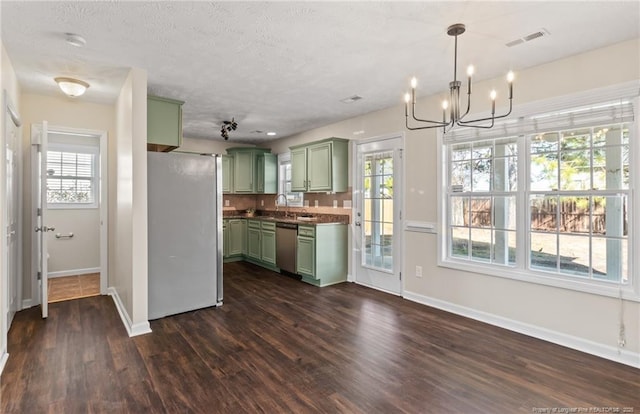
left=256, top=153, right=277, bottom=194
left=222, top=155, right=234, bottom=194
left=289, top=138, right=349, bottom=192
left=290, top=147, right=308, bottom=192
left=233, top=150, right=254, bottom=193
left=147, top=95, right=184, bottom=152
left=227, top=147, right=277, bottom=194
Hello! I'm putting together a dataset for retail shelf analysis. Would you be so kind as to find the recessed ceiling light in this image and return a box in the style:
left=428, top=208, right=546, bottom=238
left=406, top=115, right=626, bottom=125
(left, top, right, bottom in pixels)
left=266, top=132, right=277, bottom=136
left=65, top=33, right=86, bottom=48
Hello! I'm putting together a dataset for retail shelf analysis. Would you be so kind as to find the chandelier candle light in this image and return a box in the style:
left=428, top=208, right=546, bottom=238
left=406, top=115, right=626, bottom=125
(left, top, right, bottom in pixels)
left=404, top=23, right=514, bottom=133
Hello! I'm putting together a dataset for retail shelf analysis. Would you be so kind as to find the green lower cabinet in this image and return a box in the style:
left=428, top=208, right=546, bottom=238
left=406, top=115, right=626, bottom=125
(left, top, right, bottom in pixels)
left=296, top=224, right=347, bottom=287
left=243, top=220, right=279, bottom=271
left=246, top=226, right=261, bottom=261
left=261, top=230, right=276, bottom=266
left=223, top=219, right=244, bottom=262
left=296, top=236, right=315, bottom=276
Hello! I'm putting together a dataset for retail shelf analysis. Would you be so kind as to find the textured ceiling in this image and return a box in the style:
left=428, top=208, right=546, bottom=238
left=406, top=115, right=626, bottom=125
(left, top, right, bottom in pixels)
left=2, top=1, right=639, bottom=143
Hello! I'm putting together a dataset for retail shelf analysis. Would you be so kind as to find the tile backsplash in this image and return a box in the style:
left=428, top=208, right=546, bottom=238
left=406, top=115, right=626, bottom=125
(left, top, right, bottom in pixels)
left=223, top=189, right=352, bottom=219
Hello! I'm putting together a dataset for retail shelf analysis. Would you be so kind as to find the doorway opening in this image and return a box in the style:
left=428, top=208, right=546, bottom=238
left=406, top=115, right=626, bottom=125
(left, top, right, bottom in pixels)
left=31, top=123, right=107, bottom=317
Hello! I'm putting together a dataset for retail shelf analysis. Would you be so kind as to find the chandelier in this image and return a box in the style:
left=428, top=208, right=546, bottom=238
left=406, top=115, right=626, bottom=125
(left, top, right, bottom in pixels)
left=404, top=23, right=514, bottom=133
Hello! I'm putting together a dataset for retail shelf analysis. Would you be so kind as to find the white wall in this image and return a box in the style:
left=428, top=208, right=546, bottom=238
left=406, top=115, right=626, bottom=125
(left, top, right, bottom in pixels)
left=19, top=94, right=114, bottom=306
left=268, top=38, right=640, bottom=366
left=1, top=42, right=22, bottom=373
left=46, top=209, right=100, bottom=275
left=112, top=67, right=150, bottom=336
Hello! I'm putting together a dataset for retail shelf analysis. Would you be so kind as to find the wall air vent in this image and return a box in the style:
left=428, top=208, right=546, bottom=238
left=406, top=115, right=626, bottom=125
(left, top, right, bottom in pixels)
left=506, top=28, right=550, bottom=47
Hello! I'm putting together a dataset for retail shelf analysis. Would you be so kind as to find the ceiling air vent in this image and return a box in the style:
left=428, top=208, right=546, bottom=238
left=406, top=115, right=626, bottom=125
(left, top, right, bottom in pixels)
left=340, top=95, right=363, bottom=104
left=506, top=28, right=550, bottom=47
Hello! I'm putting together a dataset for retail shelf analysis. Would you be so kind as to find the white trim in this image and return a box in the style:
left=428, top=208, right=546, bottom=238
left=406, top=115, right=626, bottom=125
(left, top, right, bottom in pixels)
left=48, top=267, right=100, bottom=278
left=21, top=298, right=33, bottom=309
left=108, top=287, right=151, bottom=337
left=403, top=290, right=640, bottom=369
left=0, top=351, right=8, bottom=376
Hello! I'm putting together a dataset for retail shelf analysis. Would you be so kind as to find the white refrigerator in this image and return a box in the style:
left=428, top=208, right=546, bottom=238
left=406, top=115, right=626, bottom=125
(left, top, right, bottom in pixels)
left=147, top=151, right=223, bottom=320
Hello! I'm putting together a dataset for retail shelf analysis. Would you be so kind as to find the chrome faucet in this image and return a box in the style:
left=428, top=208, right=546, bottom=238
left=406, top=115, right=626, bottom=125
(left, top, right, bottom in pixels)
left=275, top=193, right=288, bottom=216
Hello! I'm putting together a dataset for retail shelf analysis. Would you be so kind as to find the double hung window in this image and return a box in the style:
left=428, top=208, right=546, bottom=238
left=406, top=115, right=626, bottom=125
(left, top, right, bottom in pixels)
left=46, top=143, right=99, bottom=208
left=441, top=95, right=637, bottom=298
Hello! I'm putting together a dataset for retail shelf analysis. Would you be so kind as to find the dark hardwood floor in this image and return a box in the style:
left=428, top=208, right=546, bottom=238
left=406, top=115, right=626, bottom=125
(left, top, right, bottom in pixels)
left=2, top=261, right=639, bottom=413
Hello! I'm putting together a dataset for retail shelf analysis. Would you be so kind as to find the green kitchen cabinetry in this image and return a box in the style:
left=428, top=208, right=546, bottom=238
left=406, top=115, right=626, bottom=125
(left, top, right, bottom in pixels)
left=246, top=220, right=261, bottom=261
left=226, top=148, right=277, bottom=194
left=290, top=138, right=349, bottom=192
left=260, top=221, right=277, bottom=266
left=223, top=218, right=245, bottom=262
left=147, top=95, right=184, bottom=152
left=296, top=224, right=347, bottom=286
left=222, top=155, right=234, bottom=194
left=244, top=219, right=278, bottom=271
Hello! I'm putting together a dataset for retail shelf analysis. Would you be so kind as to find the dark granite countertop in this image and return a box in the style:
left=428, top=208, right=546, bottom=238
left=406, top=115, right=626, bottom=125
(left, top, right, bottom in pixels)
left=223, top=210, right=349, bottom=225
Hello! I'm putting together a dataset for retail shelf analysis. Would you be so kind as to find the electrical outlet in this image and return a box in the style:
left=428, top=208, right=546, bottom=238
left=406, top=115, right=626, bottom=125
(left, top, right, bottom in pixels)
left=224, top=199, right=230, bottom=207
left=415, top=265, right=423, bottom=278
left=261, top=200, right=264, bottom=207
left=314, top=200, right=319, bottom=208
left=333, top=200, right=338, bottom=208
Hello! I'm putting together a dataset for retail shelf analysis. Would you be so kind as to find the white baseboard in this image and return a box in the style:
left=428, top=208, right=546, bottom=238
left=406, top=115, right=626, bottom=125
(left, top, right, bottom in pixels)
left=403, top=290, right=640, bottom=369
left=48, top=267, right=100, bottom=278
left=0, top=351, right=8, bottom=376
left=21, top=299, right=33, bottom=309
left=107, top=287, right=152, bottom=337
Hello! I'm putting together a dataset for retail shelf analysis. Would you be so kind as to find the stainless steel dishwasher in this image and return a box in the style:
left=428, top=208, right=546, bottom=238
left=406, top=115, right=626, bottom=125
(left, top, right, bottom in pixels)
left=276, top=222, right=298, bottom=274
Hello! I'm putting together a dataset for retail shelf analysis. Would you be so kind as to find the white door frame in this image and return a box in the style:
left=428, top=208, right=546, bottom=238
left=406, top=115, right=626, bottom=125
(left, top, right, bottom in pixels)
left=30, top=124, right=108, bottom=308
left=2, top=90, right=23, bottom=371
left=351, top=132, right=405, bottom=295
left=5, top=94, right=22, bottom=325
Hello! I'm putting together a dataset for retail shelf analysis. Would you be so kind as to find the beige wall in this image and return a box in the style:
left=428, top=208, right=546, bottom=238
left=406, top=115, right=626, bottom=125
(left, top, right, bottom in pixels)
left=19, top=93, right=115, bottom=305
left=267, top=38, right=640, bottom=362
left=113, top=68, right=149, bottom=333
left=1, top=42, right=22, bottom=368
left=46, top=209, right=100, bottom=274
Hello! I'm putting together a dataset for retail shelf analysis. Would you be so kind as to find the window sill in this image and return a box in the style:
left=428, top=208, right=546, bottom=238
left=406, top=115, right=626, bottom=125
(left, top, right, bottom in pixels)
left=438, top=258, right=640, bottom=302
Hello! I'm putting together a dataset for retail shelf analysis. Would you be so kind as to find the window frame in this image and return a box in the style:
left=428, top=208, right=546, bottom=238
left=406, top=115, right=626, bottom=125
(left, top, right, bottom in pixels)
left=277, top=152, right=304, bottom=207
left=437, top=84, right=640, bottom=302
left=46, top=142, right=99, bottom=209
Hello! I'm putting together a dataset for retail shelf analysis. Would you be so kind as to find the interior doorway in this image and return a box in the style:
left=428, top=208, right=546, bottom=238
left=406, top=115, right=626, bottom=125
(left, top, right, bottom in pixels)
left=31, top=123, right=107, bottom=316
left=353, top=134, right=404, bottom=295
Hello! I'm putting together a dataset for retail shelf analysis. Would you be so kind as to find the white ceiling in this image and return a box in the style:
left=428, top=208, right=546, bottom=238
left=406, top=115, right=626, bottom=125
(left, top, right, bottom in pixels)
left=2, top=1, right=639, bottom=143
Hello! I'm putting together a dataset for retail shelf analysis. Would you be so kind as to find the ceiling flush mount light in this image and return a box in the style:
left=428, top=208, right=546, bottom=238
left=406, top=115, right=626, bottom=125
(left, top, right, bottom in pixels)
left=220, top=118, right=238, bottom=140
left=54, top=77, right=90, bottom=97
left=266, top=132, right=277, bottom=136
left=404, top=23, right=514, bottom=133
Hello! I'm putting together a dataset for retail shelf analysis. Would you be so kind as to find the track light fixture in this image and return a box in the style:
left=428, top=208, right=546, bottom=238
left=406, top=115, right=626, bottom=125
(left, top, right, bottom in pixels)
left=220, top=118, right=238, bottom=140
left=404, top=23, right=514, bottom=133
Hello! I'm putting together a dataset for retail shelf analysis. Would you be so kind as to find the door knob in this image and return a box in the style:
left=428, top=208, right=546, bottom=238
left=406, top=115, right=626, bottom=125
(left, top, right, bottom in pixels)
left=355, top=221, right=361, bottom=226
